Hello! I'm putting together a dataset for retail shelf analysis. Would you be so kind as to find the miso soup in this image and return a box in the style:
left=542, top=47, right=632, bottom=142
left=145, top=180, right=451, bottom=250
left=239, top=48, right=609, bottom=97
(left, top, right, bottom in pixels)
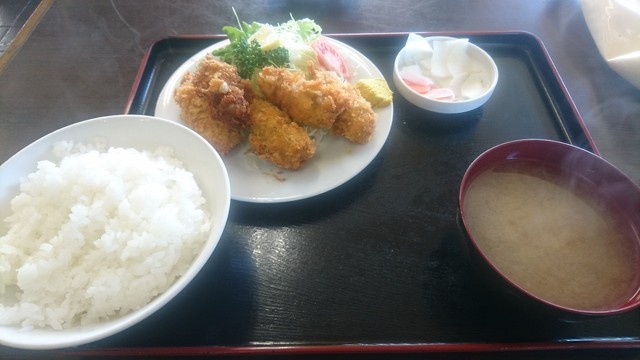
left=463, top=160, right=638, bottom=311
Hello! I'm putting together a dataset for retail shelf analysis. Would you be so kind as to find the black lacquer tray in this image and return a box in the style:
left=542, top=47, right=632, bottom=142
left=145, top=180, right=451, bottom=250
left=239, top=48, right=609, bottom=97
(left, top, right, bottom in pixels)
left=67, top=32, right=640, bottom=357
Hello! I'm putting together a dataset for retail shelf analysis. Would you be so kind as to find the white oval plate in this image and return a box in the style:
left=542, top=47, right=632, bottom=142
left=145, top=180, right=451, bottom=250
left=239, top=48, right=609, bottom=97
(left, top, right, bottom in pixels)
left=155, top=37, right=393, bottom=203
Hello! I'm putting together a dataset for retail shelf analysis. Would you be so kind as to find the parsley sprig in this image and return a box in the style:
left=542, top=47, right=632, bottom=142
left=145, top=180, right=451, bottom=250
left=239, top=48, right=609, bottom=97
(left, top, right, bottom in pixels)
left=212, top=12, right=290, bottom=79
left=215, top=37, right=289, bottom=79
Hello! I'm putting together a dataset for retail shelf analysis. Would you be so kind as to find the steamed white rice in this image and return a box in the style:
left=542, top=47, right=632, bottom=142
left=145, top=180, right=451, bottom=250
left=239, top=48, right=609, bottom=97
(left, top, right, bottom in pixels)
left=0, top=141, right=211, bottom=330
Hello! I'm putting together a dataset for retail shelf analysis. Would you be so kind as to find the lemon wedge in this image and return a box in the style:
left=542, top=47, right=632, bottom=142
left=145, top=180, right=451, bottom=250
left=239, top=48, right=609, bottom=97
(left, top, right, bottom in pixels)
left=248, top=27, right=283, bottom=51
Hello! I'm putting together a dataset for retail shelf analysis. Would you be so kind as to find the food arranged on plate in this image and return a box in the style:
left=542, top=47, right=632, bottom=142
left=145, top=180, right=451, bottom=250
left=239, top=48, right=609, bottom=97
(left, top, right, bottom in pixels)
left=173, top=16, right=392, bottom=170
left=174, top=55, right=249, bottom=155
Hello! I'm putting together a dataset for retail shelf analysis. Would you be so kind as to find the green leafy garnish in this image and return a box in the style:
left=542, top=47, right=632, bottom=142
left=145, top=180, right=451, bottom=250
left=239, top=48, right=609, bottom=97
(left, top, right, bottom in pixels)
left=214, top=37, right=289, bottom=79
left=212, top=9, right=322, bottom=79
left=213, top=12, right=290, bottom=79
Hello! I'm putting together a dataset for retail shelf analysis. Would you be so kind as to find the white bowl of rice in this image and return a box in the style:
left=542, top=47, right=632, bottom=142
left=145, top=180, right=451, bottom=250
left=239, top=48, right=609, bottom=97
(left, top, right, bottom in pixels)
left=0, top=114, right=230, bottom=349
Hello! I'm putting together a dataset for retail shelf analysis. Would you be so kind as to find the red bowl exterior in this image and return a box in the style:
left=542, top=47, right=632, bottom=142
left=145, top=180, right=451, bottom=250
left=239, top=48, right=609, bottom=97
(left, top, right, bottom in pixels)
left=458, top=139, right=640, bottom=318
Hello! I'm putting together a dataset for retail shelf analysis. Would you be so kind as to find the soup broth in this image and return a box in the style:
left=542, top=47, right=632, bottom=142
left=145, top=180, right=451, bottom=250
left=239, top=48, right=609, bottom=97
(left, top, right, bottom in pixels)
left=463, top=160, right=638, bottom=311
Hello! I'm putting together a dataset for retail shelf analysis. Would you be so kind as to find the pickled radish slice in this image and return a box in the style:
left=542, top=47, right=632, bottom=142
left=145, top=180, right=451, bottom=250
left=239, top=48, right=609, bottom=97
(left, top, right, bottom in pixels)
left=400, top=65, right=432, bottom=86
left=447, top=39, right=471, bottom=77
left=461, top=72, right=489, bottom=99
left=407, top=83, right=432, bottom=94
left=399, top=34, right=492, bottom=101
left=430, top=40, right=454, bottom=78
left=426, top=87, right=455, bottom=100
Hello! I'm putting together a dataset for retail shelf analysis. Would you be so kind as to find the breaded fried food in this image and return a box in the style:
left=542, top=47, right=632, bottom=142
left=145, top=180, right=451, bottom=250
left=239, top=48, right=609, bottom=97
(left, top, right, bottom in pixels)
left=256, top=66, right=344, bottom=130
left=248, top=98, right=316, bottom=170
left=174, top=55, right=249, bottom=154
left=332, top=93, right=376, bottom=144
left=182, top=55, right=250, bottom=128
left=311, top=69, right=376, bottom=144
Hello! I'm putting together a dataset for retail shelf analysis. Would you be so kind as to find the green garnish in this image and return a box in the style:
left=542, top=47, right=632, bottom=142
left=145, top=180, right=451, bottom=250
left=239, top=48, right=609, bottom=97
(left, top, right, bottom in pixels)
left=213, top=10, right=291, bottom=79
left=214, top=37, right=289, bottom=79
left=212, top=9, right=322, bottom=79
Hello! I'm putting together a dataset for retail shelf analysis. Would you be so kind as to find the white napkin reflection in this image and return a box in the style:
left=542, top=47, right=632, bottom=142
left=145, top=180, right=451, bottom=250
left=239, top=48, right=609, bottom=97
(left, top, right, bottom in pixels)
left=581, top=0, right=640, bottom=89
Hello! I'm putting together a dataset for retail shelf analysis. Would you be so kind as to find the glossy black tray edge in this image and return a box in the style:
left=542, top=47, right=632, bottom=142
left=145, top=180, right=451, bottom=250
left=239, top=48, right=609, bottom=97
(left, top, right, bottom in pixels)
left=91, top=31, right=632, bottom=357
left=63, top=341, right=640, bottom=358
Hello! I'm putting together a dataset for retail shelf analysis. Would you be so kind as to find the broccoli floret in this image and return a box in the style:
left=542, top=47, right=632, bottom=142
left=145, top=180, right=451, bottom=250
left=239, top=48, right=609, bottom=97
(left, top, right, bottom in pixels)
left=264, top=46, right=290, bottom=69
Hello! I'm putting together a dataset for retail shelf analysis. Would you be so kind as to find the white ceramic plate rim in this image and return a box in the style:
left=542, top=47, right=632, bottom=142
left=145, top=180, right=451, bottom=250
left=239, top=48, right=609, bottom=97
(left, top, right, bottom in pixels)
left=154, top=37, right=394, bottom=203
left=0, top=115, right=230, bottom=349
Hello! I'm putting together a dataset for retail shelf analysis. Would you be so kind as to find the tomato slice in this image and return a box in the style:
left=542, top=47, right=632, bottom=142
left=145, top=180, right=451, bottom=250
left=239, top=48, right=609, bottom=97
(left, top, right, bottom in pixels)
left=312, top=37, right=351, bottom=80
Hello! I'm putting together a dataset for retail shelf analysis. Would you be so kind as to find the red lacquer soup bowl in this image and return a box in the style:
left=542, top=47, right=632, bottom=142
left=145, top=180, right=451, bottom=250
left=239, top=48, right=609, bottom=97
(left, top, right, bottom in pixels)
left=459, top=139, right=640, bottom=318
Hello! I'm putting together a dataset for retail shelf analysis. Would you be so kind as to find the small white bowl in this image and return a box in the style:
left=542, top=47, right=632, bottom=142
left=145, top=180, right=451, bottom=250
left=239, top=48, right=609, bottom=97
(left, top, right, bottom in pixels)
left=393, top=35, right=498, bottom=114
left=0, top=115, right=230, bottom=349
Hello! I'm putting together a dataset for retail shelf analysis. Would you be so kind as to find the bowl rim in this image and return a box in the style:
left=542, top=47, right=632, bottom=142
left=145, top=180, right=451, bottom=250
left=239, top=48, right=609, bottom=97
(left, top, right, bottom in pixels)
left=393, top=35, right=499, bottom=111
left=0, top=114, right=231, bottom=349
left=458, top=138, right=640, bottom=316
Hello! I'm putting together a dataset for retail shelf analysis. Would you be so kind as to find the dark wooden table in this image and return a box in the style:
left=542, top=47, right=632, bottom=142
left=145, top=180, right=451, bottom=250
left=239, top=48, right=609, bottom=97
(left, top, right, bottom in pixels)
left=1, top=1, right=640, bottom=359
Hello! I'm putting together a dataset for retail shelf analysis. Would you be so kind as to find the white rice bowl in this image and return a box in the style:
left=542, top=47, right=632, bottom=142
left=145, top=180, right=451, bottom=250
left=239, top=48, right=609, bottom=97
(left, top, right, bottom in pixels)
left=0, top=115, right=230, bottom=349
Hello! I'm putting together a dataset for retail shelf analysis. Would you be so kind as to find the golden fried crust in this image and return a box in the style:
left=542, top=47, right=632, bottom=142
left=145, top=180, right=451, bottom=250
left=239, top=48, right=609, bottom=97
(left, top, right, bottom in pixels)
left=174, top=55, right=248, bottom=154
left=189, top=55, right=241, bottom=89
left=331, top=94, right=376, bottom=144
left=248, top=98, right=316, bottom=170
left=175, top=56, right=376, bottom=165
left=259, top=66, right=376, bottom=143
left=310, top=68, right=376, bottom=144
left=331, top=84, right=377, bottom=144
left=174, top=82, right=242, bottom=154
left=256, top=67, right=343, bottom=129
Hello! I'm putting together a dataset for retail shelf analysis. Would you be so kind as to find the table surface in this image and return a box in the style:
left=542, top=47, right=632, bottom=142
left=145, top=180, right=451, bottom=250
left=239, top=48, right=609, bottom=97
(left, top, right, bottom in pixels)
left=1, top=1, right=640, bottom=359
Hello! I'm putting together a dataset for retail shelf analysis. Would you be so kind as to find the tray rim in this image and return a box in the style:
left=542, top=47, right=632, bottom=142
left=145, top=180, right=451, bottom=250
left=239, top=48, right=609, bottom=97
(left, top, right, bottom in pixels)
left=107, top=31, right=624, bottom=356
left=61, top=339, right=640, bottom=357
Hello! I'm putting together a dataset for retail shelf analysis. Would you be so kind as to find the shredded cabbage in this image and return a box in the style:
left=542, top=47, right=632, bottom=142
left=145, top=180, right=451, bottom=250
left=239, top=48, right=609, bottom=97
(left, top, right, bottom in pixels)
left=250, top=18, right=322, bottom=72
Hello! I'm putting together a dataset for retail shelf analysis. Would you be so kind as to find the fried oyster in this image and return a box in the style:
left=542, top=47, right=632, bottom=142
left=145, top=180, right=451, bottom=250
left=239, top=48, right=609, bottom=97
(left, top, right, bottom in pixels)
left=248, top=98, right=316, bottom=170
left=174, top=55, right=250, bottom=154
